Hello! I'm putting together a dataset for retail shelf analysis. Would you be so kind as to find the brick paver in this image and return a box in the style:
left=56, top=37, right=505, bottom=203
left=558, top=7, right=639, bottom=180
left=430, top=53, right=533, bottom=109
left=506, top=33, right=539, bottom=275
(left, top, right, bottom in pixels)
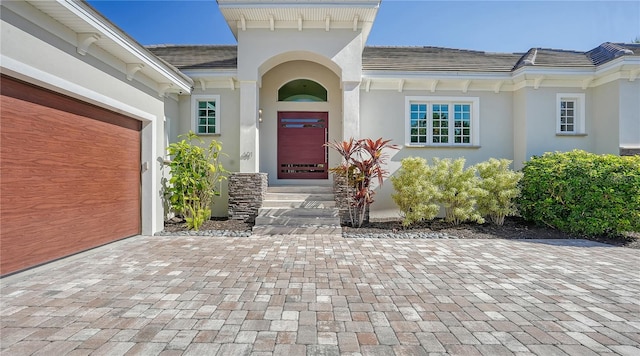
left=2, top=235, right=639, bottom=355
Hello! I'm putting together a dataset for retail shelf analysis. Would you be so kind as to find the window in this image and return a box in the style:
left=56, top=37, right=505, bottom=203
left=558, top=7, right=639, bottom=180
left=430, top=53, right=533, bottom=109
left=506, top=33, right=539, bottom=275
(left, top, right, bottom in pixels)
left=278, top=79, right=327, bottom=102
left=556, top=93, right=585, bottom=135
left=191, top=95, right=220, bottom=135
left=406, top=97, right=479, bottom=146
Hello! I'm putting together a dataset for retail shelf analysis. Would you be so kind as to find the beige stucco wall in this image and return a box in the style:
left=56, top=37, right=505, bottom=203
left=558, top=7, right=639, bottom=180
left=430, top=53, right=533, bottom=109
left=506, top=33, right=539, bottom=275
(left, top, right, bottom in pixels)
left=1, top=2, right=170, bottom=234
left=259, top=60, right=342, bottom=186
left=618, top=79, right=640, bottom=149
left=520, top=88, right=593, bottom=163
left=591, top=80, right=620, bottom=154
left=175, top=88, right=242, bottom=217
left=238, top=29, right=363, bottom=82
left=513, top=89, right=528, bottom=169
left=360, top=89, right=515, bottom=219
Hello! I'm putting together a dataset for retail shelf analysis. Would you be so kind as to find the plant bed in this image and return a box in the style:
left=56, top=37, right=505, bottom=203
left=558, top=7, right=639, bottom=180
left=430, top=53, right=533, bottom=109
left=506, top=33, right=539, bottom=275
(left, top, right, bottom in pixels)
left=160, top=216, right=639, bottom=249
left=161, top=216, right=252, bottom=236
left=342, top=216, right=640, bottom=248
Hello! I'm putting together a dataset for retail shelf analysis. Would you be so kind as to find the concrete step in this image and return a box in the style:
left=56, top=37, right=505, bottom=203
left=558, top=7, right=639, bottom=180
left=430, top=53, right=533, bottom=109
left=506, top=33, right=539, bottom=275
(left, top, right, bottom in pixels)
left=254, top=216, right=340, bottom=226
left=254, top=185, right=341, bottom=235
left=263, top=193, right=334, bottom=201
left=267, top=186, right=332, bottom=193
left=257, top=208, right=338, bottom=218
left=252, top=225, right=342, bottom=235
left=261, top=200, right=336, bottom=208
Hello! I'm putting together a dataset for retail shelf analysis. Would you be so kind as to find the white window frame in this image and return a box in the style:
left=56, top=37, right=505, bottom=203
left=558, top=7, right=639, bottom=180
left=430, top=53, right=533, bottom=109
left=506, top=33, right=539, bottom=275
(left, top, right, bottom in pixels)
left=191, top=95, right=221, bottom=135
left=556, top=93, right=585, bottom=135
left=405, top=96, right=480, bottom=147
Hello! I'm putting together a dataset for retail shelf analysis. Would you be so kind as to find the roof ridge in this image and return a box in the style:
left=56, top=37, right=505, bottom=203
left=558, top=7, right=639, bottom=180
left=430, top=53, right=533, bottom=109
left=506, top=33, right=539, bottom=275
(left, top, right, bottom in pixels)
left=364, top=45, right=519, bottom=55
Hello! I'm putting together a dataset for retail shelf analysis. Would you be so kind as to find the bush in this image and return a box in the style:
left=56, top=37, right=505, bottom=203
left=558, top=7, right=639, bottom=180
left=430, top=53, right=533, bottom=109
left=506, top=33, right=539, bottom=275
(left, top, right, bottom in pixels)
left=391, top=157, right=440, bottom=226
left=326, top=138, right=398, bottom=227
left=432, top=158, right=484, bottom=225
left=475, top=158, right=523, bottom=225
left=391, top=157, right=486, bottom=226
left=165, top=132, right=227, bottom=230
left=518, top=150, right=640, bottom=236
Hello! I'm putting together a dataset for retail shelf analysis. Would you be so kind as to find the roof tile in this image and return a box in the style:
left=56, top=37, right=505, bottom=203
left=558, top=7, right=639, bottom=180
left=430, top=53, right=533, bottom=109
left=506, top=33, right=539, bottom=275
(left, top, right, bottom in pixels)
left=146, top=43, right=640, bottom=73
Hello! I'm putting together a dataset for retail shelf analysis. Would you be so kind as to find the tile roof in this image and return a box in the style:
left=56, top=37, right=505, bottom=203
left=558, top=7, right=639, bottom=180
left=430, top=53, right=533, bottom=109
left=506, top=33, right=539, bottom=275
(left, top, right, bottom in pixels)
left=145, top=43, right=640, bottom=73
left=362, top=46, right=521, bottom=72
left=586, top=42, right=639, bottom=65
left=146, top=45, right=238, bottom=70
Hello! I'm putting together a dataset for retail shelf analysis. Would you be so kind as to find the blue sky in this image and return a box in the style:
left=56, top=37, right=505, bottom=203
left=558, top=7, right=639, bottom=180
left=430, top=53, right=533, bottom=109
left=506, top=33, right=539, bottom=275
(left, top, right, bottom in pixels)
left=88, top=0, right=640, bottom=53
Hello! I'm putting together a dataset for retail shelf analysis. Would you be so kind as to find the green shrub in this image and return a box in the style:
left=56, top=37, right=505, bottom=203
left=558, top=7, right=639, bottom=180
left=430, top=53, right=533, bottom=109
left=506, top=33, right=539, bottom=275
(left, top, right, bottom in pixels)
left=391, top=157, right=484, bottom=226
left=165, top=132, right=227, bottom=230
left=519, top=150, right=640, bottom=236
left=475, top=158, right=523, bottom=225
left=432, top=158, right=484, bottom=225
left=391, top=157, right=440, bottom=226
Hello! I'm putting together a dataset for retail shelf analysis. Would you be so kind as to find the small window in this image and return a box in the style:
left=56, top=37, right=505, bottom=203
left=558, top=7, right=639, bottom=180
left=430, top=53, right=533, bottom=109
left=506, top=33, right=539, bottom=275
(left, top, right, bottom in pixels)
left=407, top=97, right=479, bottom=146
left=557, top=94, right=585, bottom=135
left=278, top=79, right=327, bottom=102
left=191, top=95, right=220, bottom=135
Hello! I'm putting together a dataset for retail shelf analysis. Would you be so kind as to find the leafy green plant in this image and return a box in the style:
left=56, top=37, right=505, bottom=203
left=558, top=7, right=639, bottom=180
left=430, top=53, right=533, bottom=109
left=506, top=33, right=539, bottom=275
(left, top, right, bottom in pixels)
left=432, top=157, right=484, bottom=225
left=164, top=131, right=227, bottom=230
left=391, top=157, right=440, bottom=226
left=519, top=150, right=640, bottom=236
left=474, top=158, right=523, bottom=225
left=326, top=138, right=399, bottom=227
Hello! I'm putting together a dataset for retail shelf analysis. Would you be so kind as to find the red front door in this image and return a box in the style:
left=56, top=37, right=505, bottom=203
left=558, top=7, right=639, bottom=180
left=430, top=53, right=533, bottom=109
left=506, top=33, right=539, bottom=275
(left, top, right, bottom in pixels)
left=277, top=112, right=328, bottom=179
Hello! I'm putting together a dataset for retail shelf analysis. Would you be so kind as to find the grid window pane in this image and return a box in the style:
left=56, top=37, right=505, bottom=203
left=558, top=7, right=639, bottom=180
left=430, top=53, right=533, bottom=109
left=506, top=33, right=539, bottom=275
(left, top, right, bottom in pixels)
left=409, top=101, right=473, bottom=145
left=560, top=99, right=576, bottom=132
left=197, top=100, right=217, bottom=134
left=410, top=103, right=428, bottom=143
left=453, top=104, right=471, bottom=144
left=432, top=104, right=448, bottom=144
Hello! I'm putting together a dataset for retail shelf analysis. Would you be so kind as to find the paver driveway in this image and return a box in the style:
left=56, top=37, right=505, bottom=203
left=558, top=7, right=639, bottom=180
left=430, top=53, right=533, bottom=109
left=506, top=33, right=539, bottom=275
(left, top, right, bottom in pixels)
left=1, top=235, right=639, bottom=356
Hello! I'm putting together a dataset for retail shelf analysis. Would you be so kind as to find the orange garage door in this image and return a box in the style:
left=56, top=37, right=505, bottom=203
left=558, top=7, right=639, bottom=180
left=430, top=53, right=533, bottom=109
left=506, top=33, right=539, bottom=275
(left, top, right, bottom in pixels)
left=0, top=75, right=141, bottom=275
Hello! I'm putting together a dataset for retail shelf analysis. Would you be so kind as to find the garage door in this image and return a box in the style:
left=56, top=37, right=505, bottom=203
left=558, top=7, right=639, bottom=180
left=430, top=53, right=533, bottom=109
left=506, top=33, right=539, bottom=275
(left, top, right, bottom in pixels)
left=0, top=75, right=141, bottom=275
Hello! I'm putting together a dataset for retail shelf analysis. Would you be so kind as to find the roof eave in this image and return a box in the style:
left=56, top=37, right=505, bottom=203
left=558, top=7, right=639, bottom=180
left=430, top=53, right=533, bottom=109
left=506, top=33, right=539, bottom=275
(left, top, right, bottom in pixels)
left=45, top=0, right=193, bottom=93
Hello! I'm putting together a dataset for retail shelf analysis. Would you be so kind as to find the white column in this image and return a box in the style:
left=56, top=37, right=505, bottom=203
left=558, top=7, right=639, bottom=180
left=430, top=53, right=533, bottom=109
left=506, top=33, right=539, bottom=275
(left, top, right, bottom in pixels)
left=342, top=81, right=361, bottom=140
left=239, top=80, right=259, bottom=172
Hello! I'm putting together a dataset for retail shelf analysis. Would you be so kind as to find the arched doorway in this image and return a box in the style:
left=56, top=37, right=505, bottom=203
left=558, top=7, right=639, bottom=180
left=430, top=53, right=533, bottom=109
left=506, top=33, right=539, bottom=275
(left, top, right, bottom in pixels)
left=259, top=60, right=342, bottom=184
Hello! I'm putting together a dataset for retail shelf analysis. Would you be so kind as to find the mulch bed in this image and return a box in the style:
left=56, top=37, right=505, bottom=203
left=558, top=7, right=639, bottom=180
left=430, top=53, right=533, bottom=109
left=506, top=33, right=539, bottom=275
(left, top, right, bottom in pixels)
left=164, top=216, right=639, bottom=249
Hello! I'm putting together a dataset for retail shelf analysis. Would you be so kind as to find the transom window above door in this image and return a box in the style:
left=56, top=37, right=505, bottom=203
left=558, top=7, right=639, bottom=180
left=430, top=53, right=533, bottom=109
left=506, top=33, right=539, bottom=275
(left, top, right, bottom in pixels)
left=278, top=79, right=327, bottom=102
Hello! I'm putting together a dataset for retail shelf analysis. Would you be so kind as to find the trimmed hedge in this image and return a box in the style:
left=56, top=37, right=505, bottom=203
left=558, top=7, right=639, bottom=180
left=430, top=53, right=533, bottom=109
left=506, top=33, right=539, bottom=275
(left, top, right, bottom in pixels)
left=518, top=150, right=640, bottom=236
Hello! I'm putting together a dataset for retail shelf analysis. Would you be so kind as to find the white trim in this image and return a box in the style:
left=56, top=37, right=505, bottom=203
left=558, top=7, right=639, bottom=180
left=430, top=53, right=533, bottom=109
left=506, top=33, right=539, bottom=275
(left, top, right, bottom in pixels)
left=405, top=96, right=480, bottom=147
left=191, top=94, right=222, bottom=135
left=556, top=93, right=586, bottom=135
left=1, top=55, right=154, bottom=122
left=56, top=0, right=192, bottom=93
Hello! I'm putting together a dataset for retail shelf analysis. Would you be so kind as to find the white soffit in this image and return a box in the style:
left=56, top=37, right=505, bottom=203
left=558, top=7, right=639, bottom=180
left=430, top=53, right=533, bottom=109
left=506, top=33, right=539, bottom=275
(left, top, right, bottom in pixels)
left=218, top=0, right=380, bottom=39
left=24, top=0, right=192, bottom=94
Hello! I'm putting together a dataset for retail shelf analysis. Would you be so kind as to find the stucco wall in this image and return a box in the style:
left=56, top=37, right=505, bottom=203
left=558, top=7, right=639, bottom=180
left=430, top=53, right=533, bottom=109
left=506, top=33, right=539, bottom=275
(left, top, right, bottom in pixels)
left=591, top=80, right=620, bottom=154
left=513, top=89, right=528, bottom=169
left=522, top=88, right=592, bottom=160
left=1, top=2, right=169, bottom=234
left=618, top=79, right=640, bottom=149
left=237, top=29, right=363, bottom=82
left=175, top=88, right=242, bottom=217
left=360, top=89, right=514, bottom=219
left=259, top=60, right=342, bottom=186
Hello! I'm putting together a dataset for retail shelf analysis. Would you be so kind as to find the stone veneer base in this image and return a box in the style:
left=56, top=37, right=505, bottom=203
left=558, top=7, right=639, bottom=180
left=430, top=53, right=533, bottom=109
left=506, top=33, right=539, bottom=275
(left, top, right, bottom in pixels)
left=228, top=173, right=268, bottom=224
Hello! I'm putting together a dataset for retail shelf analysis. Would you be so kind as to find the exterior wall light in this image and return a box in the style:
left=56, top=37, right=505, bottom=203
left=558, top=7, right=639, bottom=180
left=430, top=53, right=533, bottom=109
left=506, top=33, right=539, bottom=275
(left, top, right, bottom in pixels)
left=258, top=109, right=263, bottom=123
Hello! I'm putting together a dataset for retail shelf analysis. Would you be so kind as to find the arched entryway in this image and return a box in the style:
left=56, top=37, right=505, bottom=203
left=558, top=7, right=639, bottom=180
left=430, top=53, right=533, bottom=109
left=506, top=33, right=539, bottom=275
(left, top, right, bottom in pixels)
left=259, top=60, right=342, bottom=185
